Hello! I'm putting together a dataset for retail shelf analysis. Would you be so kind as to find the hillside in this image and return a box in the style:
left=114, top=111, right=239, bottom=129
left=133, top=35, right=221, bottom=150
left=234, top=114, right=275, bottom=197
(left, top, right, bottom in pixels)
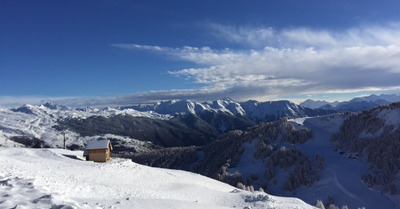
left=0, top=104, right=166, bottom=152
left=332, top=102, right=400, bottom=204
left=0, top=147, right=316, bottom=209
left=129, top=119, right=315, bottom=189
left=295, top=115, right=396, bottom=209
left=129, top=108, right=400, bottom=209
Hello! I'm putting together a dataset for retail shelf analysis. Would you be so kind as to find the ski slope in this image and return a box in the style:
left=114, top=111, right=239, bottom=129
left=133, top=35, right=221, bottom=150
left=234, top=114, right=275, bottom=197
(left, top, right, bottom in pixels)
left=0, top=148, right=316, bottom=209
left=291, top=115, right=396, bottom=209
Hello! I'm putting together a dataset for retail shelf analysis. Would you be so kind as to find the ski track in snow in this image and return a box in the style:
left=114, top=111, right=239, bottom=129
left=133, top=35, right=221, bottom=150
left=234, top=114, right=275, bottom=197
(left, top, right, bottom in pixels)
left=0, top=148, right=316, bottom=209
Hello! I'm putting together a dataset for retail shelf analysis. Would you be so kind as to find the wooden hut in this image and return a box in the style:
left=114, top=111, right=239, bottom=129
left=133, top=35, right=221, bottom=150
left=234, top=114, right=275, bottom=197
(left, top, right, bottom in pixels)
left=83, top=139, right=112, bottom=162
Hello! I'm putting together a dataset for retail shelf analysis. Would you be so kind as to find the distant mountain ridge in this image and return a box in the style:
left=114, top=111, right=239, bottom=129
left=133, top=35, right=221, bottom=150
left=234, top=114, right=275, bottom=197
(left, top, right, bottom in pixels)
left=300, top=94, right=400, bottom=112
left=3, top=94, right=397, bottom=151
left=56, top=99, right=331, bottom=148
left=127, top=98, right=333, bottom=123
left=122, top=98, right=246, bottom=116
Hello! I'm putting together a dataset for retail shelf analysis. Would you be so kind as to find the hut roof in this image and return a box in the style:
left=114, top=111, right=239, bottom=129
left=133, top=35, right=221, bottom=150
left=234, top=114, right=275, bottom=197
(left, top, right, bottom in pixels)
left=85, top=139, right=112, bottom=150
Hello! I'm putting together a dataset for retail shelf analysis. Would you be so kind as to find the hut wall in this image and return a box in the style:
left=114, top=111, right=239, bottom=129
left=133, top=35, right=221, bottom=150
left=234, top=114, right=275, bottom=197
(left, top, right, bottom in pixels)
left=88, top=149, right=110, bottom=162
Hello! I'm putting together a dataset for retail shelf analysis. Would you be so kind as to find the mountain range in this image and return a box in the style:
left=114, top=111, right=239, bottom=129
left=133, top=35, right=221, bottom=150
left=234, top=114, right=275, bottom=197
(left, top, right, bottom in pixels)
left=1, top=94, right=400, bottom=208
left=1, top=98, right=334, bottom=150
left=1, top=94, right=398, bottom=151
left=126, top=98, right=334, bottom=122
left=300, top=94, right=400, bottom=112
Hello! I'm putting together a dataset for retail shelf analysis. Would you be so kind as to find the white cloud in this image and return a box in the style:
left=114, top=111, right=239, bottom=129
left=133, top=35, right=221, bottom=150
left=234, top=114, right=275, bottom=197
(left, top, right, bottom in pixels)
left=109, top=23, right=400, bottom=103
left=110, top=44, right=166, bottom=51
left=281, top=28, right=338, bottom=47
left=207, top=23, right=274, bottom=47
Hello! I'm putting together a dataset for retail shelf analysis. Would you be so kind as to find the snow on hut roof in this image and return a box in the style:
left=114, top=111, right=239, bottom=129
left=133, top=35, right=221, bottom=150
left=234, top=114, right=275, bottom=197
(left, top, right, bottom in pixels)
left=85, top=139, right=112, bottom=150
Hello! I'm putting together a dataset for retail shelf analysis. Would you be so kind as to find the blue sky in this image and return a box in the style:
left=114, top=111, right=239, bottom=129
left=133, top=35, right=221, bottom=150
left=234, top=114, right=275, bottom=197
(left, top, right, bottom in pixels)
left=1, top=0, right=400, bottom=106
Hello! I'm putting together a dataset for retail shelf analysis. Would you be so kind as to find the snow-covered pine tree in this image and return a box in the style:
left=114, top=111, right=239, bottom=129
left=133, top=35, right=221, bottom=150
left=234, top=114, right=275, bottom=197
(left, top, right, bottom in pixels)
left=315, top=200, right=325, bottom=209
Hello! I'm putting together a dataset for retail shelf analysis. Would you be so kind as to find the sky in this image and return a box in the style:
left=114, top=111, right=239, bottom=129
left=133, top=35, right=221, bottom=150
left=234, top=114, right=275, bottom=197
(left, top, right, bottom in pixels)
left=1, top=0, right=400, bottom=107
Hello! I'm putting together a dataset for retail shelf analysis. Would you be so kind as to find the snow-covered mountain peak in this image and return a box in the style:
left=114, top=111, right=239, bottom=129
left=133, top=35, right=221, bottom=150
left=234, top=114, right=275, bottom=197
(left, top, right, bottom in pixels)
left=207, top=99, right=246, bottom=116
left=11, top=104, right=37, bottom=115
left=75, top=106, right=100, bottom=113
left=41, top=102, right=70, bottom=111
left=154, top=100, right=198, bottom=115
left=300, top=99, right=331, bottom=109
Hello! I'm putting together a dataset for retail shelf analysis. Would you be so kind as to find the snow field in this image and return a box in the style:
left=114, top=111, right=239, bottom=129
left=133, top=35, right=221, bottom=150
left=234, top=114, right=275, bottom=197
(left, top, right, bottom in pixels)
left=0, top=148, right=316, bottom=209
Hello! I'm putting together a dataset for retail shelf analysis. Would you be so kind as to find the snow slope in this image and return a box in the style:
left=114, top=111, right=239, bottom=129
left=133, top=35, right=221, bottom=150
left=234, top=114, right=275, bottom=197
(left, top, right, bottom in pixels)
left=0, top=148, right=316, bottom=209
left=290, top=115, right=396, bottom=209
left=0, top=104, right=168, bottom=148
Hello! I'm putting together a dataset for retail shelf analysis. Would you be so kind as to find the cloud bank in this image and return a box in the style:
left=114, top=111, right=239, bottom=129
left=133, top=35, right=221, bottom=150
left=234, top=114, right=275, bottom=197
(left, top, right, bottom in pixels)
left=111, top=23, right=400, bottom=103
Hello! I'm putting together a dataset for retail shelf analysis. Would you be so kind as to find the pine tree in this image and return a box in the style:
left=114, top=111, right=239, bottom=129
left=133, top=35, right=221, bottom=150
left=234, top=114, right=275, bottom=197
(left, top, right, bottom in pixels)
left=315, top=200, right=325, bottom=209
left=328, top=204, right=338, bottom=209
left=237, top=182, right=245, bottom=190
